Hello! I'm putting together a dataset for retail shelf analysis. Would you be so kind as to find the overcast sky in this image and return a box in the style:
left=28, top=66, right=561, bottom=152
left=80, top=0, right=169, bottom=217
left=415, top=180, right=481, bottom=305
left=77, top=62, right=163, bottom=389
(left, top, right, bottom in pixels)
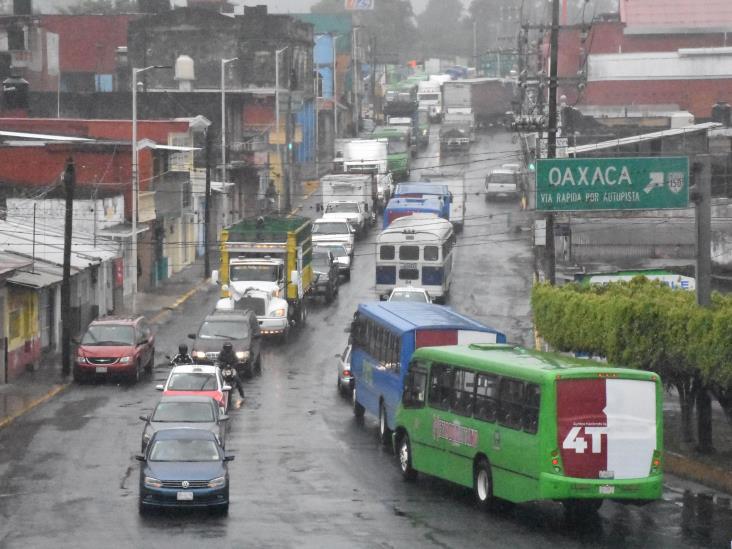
left=31, top=0, right=453, bottom=15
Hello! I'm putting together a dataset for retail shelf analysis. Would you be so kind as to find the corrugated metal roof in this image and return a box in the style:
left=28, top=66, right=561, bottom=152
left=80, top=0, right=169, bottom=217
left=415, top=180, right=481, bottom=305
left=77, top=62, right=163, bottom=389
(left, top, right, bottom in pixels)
left=7, top=268, right=62, bottom=289
left=0, top=220, right=119, bottom=269
left=568, top=122, right=721, bottom=155
left=0, top=252, right=31, bottom=278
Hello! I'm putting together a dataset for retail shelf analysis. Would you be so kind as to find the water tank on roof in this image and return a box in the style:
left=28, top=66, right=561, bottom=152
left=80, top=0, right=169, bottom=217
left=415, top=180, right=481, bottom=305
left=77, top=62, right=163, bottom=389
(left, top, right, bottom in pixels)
left=174, top=55, right=195, bottom=92
left=2, top=75, right=29, bottom=110
left=711, top=102, right=731, bottom=127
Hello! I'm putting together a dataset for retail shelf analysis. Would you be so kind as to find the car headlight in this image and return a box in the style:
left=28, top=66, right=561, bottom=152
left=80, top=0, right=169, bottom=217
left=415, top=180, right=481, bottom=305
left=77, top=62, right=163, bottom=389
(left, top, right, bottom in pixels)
left=193, top=350, right=206, bottom=359
left=144, top=476, right=162, bottom=488
left=76, top=356, right=87, bottom=364
left=235, top=350, right=250, bottom=360
left=208, top=476, right=226, bottom=489
left=272, top=308, right=286, bottom=318
left=119, top=356, right=131, bottom=363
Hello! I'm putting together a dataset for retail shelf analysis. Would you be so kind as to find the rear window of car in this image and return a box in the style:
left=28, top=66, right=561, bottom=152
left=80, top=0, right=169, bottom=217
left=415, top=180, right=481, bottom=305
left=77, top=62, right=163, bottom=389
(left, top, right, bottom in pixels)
left=168, top=373, right=218, bottom=391
left=152, top=402, right=215, bottom=422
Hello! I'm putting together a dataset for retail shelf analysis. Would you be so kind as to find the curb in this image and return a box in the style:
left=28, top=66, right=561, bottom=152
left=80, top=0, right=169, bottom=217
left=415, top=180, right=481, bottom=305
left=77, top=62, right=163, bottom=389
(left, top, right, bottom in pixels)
left=149, top=279, right=212, bottom=325
left=665, top=451, right=732, bottom=495
left=0, top=383, right=68, bottom=430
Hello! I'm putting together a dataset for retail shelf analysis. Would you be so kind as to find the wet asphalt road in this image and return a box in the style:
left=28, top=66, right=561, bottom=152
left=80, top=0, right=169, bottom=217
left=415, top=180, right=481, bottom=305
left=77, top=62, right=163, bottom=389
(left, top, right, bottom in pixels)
left=1, top=129, right=731, bottom=548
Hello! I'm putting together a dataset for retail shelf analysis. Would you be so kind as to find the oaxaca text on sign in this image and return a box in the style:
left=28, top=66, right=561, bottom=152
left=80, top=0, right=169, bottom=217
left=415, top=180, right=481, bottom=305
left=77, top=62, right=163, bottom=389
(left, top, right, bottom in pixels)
left=536, top=156, right=689, bottom=212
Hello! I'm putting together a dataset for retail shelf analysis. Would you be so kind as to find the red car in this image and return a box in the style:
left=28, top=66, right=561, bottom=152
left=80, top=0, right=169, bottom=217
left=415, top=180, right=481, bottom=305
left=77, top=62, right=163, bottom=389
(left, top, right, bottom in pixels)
left=156, top=365, right=231, bottom=412
left=74, top=316, right=155, bottom=383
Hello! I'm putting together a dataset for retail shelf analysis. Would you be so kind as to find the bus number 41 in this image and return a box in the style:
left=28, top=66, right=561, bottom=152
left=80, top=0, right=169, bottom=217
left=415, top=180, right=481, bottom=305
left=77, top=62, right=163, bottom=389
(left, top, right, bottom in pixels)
left=562, top=426, right=608, bottom=454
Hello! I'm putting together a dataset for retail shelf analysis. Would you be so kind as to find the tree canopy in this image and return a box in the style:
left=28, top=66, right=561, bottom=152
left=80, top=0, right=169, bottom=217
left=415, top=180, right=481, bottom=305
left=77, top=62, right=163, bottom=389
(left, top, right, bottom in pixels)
left=416, top=0, right=469, bottom=58
left=311, top=0, right=420, bottom=62
left=59, top=0, right=137, bottom=14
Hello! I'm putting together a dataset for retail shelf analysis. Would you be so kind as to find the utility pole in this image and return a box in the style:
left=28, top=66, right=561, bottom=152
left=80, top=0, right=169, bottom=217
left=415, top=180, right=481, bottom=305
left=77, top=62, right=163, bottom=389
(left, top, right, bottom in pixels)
left=284, top=50, right=293, bottom=213
left=61, top=157, right=74, bottom=376
left=473, top=20, right=478, bottom=75
left=204, top=127, right=212, bottom=279
left=370, top=33, right=376, bottom=120
left=352, top=26, right=360, bottom=136
left=545, top=0, right=560, bottom=285
left=694, top=155, right=713, bottom=453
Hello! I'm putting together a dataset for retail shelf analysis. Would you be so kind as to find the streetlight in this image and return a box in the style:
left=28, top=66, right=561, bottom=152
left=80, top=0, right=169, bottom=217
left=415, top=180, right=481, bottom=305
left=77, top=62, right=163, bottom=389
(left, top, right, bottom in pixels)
left=131, top=59, right=192, bottom=311
left=221, top=57, right=238, bottom=183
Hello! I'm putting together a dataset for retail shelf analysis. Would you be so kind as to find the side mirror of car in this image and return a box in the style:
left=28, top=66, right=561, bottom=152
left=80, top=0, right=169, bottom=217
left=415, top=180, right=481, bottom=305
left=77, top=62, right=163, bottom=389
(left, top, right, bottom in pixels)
left=222, top=385, right=232, bottom=392
left=155, top=384, right=164, bottom=391
left=135, top=454, right=145, bottom=462
left=187, top=333, right=196, bottom=340
left=165, top=354, right=171, bottom=360
left=139, top=415, right=149, bottom=422
left=334, top=353, right=341, bottom=358
left=224, top=455, right=235, bottom=462
left=71, top=337, right=80, bottom=345
left=379, top=294, right=388, bottom=301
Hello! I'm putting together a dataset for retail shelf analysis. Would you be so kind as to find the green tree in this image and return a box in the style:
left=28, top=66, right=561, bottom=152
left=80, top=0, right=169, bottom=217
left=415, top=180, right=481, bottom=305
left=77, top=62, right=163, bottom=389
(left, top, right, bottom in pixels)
left=60, top=0, right=137, bottom=14
left=417, top=0, right=469, bottom=58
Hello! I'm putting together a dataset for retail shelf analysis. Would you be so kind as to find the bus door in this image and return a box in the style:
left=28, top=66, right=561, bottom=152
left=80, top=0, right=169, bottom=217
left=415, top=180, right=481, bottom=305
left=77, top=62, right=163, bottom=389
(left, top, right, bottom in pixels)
left=490, top=378, right=542, bottom=500
left=401, top=362, right=434, bottom=471
left=556, top=378, right=657, bottom=482
left=431, top=365, right=483, bottom=489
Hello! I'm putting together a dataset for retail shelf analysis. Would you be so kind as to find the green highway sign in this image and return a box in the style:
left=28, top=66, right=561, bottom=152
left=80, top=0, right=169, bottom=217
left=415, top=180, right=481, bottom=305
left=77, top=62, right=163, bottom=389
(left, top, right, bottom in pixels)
left=536, top=156, right=689, bottom=212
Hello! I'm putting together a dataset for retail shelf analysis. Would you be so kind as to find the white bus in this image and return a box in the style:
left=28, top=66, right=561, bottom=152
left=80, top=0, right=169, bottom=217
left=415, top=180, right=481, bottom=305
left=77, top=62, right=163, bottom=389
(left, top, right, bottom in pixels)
left=375, top=214, right=455, bottom=303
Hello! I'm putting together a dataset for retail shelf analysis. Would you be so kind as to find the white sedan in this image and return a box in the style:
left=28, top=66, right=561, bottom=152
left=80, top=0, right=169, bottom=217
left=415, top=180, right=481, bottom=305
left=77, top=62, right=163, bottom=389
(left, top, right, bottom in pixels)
left=387, top=286, right=432, bottom=303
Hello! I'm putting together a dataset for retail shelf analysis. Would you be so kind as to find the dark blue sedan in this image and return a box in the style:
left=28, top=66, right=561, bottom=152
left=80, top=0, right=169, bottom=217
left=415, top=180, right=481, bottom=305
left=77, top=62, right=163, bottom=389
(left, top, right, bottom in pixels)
left=136, top=428, right=233, bottom=515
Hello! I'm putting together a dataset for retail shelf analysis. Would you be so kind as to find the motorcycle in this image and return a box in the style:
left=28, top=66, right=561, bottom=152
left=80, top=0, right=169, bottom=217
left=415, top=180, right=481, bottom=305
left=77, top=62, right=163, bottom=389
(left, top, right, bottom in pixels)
left=218, top=361, right=238, bottom=408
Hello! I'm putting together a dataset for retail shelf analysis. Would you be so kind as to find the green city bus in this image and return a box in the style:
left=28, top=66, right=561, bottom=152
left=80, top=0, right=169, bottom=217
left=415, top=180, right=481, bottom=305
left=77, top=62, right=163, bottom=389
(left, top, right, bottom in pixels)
left=393, top=344, right=663, bottom=513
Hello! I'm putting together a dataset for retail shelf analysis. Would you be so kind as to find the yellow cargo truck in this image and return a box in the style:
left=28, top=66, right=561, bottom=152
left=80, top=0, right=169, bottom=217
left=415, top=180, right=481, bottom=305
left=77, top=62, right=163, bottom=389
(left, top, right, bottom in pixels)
left=214, top=216, right=314, bottom=328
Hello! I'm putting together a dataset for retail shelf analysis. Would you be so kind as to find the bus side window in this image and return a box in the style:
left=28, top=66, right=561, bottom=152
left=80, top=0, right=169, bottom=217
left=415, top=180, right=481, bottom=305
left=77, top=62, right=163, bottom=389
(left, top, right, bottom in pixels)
left=474, top=373, right=498, bottom=422
left=428, top=364, right=453, bottom=411
left=498, top=378, right=525, bottom=430
left=450, top=368, right=475, bottom=417
left=403, top=363, right=427, bottom=408
left=523, top=384, right=541, bottom=434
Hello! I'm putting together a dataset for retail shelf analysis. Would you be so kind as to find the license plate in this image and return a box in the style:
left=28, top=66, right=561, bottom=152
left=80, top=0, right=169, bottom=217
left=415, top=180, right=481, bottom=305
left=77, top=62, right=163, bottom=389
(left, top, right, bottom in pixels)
left=177, top=491, right=193, bottom=501
left=599, top=485, right=615, bottom=495
left=95, top=367, right=108, bottom=373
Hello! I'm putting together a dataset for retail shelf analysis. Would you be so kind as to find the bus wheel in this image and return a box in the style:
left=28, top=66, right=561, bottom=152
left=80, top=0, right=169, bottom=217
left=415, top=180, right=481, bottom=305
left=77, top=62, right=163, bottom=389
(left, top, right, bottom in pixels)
left=378, top=402, right=391, bottom=446
left=397, top=433, right=417, bottom=481
left=352, top=388, right=365, bottom=418
left=474, top=458, right=494, bottom=510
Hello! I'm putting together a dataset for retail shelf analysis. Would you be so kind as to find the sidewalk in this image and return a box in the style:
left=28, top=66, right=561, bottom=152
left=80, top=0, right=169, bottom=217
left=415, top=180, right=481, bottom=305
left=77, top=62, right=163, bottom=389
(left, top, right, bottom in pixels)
left=0, top=258, right=214, bottom=430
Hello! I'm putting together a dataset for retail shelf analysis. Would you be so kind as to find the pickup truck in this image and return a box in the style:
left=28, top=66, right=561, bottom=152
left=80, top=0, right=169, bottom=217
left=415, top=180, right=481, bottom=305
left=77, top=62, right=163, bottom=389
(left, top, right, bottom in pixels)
left=312, top=218, right=356, bottom=259
left=323, top=200, right=368, bottom=236
left=484, top=168, right=521, bottom=200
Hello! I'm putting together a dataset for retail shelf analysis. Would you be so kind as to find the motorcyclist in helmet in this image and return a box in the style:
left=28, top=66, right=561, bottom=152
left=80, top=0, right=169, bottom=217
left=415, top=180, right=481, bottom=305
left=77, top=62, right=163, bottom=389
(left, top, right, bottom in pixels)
left=219, top=342, right=245, bottom=398
left=171, top=343, right=193, bottom=365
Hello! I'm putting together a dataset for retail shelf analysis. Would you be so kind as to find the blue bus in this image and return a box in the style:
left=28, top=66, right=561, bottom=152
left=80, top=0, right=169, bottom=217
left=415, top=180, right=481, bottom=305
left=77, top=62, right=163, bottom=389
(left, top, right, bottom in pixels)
left=383, top=196, right=445, bottom=229
left=393, top=182, right=451, bottom=220
left=349, top=302, right=506, bottom=443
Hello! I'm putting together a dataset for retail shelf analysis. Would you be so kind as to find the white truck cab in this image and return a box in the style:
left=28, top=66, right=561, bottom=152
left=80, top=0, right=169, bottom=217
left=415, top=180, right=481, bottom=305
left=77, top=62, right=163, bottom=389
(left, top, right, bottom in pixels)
left=215, top=286, right=289, bottom=338
left=323, top=200, right=367, bottom=235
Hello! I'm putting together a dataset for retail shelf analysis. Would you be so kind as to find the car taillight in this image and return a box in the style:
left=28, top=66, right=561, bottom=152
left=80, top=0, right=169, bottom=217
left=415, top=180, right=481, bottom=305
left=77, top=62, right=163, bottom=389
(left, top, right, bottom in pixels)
left=343, top=369, right=351, bottom=377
